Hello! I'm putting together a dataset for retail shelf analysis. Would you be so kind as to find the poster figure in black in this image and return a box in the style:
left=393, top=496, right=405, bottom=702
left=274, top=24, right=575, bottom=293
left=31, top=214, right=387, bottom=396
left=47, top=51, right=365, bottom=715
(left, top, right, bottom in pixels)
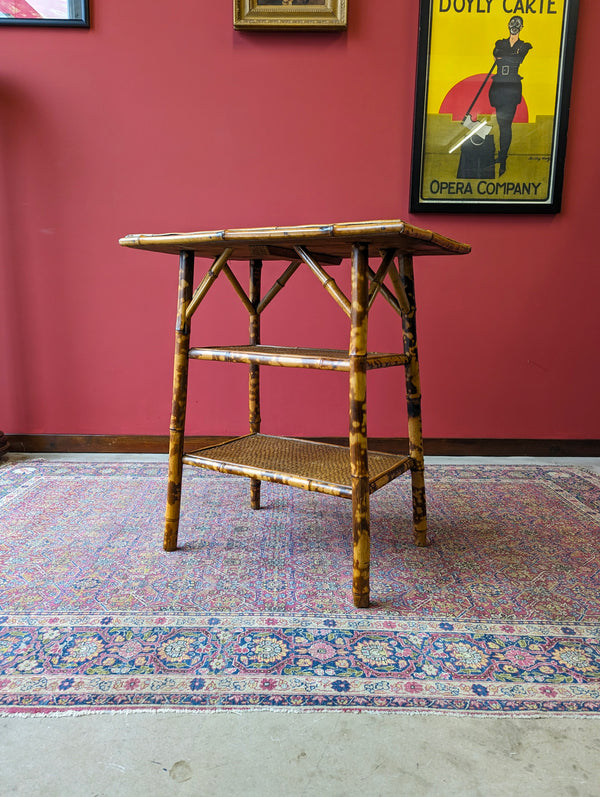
left=488, top=16, right=532, bottom=176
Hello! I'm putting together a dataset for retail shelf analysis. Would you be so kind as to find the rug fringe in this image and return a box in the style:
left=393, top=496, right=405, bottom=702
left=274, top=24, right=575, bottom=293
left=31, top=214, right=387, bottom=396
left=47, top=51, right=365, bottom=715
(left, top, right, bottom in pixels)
left=2, top=707, right=599, bottom=720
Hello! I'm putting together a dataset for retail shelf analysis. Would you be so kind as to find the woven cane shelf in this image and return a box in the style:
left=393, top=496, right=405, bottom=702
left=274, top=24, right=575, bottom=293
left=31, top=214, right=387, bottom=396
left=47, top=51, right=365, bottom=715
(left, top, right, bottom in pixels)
left=188, top=345, right=408, bottom=371
left=184, top=434, right=413, bottom=499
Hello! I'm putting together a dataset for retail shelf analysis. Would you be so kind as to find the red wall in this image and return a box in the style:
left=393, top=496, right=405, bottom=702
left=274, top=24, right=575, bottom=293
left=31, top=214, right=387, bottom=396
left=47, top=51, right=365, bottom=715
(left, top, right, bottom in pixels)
left=0, top=1, right=598, bottom=440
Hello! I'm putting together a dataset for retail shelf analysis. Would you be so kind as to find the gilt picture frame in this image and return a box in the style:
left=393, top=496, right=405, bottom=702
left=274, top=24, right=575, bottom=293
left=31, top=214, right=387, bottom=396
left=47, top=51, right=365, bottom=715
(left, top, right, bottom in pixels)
left=234, top=0, right=347, bottom=31
left=410, top=0, right=579, bottom=214
left=0, top=0, right=89, bottom=26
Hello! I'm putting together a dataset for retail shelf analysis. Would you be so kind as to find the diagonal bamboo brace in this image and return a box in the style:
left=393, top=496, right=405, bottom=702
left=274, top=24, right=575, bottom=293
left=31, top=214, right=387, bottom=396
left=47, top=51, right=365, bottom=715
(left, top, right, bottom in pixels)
left=222, top=263, right=255, bottom=315
left=388, top=256, right=411, bottom=315
left=367, top=248, right=397, bottom=310
left=295, top=246, right=352, bottom=317
left=186, top=247, right=234, bottom=320
left=257, top=260, right=301, bottom=314
left=367, top=266, right=403, bottom=316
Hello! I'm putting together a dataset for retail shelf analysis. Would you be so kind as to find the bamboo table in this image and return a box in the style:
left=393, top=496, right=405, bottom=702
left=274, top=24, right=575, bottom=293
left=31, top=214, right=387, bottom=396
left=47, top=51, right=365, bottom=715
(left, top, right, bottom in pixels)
left=120, top=221, right=471, bottom=607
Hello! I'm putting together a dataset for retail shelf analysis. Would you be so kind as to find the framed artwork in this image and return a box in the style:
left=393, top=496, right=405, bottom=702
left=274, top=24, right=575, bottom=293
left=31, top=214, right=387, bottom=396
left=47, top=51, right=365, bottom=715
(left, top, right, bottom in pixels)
left=0, top=0, right=89, bottom=26
left=410, top=0, right=579, bottom=213
left=234, top=0, right=347, bottom=31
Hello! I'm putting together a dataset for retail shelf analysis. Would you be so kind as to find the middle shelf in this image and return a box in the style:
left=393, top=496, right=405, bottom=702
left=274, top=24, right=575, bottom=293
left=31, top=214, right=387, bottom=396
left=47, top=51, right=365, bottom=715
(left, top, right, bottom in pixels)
left=183, top=434, right=413, bottom=498
left=188, top=345, right=409, bottom=371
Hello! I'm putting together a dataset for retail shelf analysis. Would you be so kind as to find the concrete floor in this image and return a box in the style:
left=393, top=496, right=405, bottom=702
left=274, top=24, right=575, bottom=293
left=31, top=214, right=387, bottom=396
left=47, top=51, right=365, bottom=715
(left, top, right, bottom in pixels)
left=2, top=711, right=600, bottom=796
left=1, top=455, right=599, bottom=796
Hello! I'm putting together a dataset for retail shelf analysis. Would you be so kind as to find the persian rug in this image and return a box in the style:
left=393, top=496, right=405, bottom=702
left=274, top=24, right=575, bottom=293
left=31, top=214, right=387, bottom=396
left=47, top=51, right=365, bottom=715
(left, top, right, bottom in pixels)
left=1, top=459, right=599, bottom=716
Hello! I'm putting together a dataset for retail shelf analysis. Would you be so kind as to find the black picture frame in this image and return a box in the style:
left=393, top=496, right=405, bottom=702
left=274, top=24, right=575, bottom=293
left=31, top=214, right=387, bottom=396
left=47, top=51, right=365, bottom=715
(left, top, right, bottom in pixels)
left=410, top=0, right=579, bottom=214
left=0, top=1, right=89, bottom=27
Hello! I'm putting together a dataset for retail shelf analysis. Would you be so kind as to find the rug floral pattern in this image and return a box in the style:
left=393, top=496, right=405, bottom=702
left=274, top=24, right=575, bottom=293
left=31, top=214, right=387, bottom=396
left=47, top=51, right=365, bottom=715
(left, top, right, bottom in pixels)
left=1, top=461, right=599, bottom=714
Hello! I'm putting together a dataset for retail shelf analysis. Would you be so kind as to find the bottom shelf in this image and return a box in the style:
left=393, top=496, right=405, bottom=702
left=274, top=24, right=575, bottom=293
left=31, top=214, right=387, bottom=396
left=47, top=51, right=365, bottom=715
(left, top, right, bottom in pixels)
left=183, top=434, right=413, bottom=498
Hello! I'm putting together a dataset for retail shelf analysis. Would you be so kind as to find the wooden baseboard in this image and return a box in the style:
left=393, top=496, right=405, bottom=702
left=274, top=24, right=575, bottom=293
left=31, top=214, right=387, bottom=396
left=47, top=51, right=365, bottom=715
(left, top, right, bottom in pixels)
left=5, top=434, right=600, bottom=457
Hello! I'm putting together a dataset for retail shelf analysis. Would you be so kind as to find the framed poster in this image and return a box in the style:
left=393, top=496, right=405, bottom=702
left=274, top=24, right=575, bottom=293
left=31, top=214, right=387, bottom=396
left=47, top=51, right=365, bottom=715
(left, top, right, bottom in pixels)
left=410, top=0, right=579, bottom=213
left=234, top=1, right=347, bottom=31
left=0, top=0, right=89, bottom=26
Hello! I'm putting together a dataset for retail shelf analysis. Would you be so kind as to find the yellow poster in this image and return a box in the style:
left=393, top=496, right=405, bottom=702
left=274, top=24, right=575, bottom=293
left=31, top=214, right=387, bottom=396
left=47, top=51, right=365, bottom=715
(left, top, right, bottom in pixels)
left=411, top=0, right=579, bottom=212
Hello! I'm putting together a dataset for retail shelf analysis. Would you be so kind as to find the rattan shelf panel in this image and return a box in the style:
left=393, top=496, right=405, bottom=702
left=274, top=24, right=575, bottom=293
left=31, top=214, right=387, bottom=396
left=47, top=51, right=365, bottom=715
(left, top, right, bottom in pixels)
left=188, top=345, right=408, bottom=371
left=183, top=434, right=413, bottom=498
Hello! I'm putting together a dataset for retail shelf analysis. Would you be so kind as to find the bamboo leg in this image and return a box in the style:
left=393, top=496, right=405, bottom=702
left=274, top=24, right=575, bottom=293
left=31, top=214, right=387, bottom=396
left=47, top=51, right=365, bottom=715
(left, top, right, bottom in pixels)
left=249, top=258, right=262, bottom=510
left=399, top=255, right=428, bottom=547
left=164, top=250, right=195, bottom=551
left=349, top=243, right=370, bottom=608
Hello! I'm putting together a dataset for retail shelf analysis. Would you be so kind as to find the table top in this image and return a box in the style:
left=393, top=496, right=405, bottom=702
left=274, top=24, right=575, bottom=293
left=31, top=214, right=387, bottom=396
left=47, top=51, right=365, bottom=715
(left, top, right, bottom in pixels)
left=119, top=220, right=471, bottom=261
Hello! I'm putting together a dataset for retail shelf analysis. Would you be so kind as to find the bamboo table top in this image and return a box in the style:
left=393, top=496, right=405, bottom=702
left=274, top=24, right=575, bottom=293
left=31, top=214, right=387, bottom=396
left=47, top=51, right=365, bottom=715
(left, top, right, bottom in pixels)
left=119, top=220, right=471, bottom=260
